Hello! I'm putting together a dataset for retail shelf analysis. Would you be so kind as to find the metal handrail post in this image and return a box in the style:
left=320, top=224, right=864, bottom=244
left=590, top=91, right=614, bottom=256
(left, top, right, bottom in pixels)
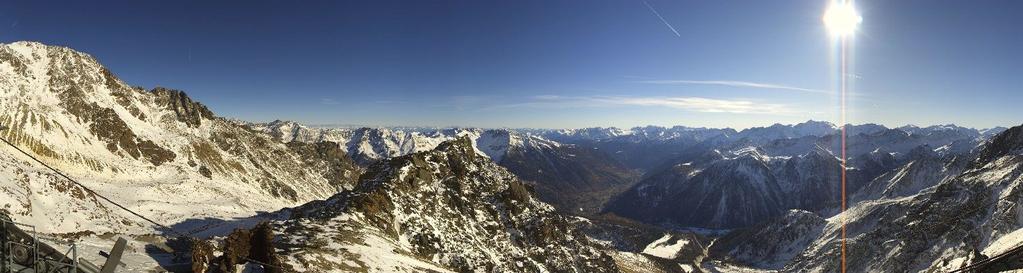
left=32, top=225, right=37, bottom=272
left=1, top=220, right=6, bottom=273
left=60, top=244, right=76, bottom=273
left=2, top=221, right=9, bottom=273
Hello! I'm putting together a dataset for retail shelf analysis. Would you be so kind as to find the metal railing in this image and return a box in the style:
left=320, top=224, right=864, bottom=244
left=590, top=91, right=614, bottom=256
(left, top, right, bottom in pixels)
left=1, top=217, right=78, bottom=273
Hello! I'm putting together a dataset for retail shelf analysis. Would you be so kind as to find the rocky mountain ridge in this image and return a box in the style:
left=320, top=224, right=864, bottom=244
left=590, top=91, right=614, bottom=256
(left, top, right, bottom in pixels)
left=274, top=137, right=620, bottom=272
left=253, top=120, right=639, bottom=215
left=603, top=120, right=1000, bottom=229
left=0, top=41, right=361, bottom=235
left=702, top=124, right=1023, bottom=272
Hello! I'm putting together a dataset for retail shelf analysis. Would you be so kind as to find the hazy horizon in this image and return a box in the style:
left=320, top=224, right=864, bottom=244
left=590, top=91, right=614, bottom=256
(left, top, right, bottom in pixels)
left=252, top=117, right=1014, bottom=131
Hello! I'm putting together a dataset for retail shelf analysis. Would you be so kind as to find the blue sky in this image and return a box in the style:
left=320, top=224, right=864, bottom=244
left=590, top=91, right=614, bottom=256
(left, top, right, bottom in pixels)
left=2, top=0, right=1020, bottom=129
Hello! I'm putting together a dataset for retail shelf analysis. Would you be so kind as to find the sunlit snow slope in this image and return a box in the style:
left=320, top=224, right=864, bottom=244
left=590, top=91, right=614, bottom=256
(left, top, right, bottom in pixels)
left=0, top=41, right=360, bottom=234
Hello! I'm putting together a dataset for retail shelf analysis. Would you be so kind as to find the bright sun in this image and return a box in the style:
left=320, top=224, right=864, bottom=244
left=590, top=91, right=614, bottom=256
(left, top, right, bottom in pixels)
left=823, top=2, right=862, bottom=37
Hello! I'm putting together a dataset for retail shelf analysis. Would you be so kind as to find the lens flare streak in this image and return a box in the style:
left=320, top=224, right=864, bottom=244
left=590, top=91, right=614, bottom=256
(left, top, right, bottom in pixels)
left=823, top=1, right=860, bottom=272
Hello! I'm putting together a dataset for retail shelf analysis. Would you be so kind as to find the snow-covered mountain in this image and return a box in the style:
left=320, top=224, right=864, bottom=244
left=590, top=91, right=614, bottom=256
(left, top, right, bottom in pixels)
left=852, top=145, right=971, bottom=202
left=606, top=148, right=789, bottom=229
left=539, top=127, right=630, bottom=143
left=779, top=124, right=1023, bottom=272
left=736, top=120, right=838, bottom=141
left=5, top=40, right=1020, bottom=273
left=710, top=209, right=825, bottom=269
left=700, top=124, right=1023, bottom=272
left=273, top=137, right=620, bottom=272
left=253, top=121, right=638, bottom=215
left=252, top=120, right=556, bottom=166
left=0, top=41, right=361, bottom=234
left=250, top=120, right=476, bottom=165
left=604, top=121, right=994, bottom=229
left=495, top=134, right=637, bottom=215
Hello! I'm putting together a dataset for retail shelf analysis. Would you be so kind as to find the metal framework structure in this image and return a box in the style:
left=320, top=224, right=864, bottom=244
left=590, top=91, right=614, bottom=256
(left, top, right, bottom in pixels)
left=0, top=217, right=78, bottom=273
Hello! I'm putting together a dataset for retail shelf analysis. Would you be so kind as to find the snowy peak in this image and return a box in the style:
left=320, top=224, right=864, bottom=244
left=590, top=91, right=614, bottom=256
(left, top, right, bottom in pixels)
left=1, top=41, right=189, bottom=167
left=428, top=135, right=480, bottom=159
left=474, top=129, right=525, bottom=162
left=249, top=121, right=567, bottom=166
left=151, top=87, right=215, bottom=128
left=737, top=120, right=837, bottom=141
left=0, top=41, right=361, bottom=234
left=878, top=127, right=912, bottom=139
left=626, top=125, right=735, bottom=142
left=977, top=124, right=1023, bottom=164
left=277, top=137, right=619, bottom=272
left=780, top=125, right=1023, bottom=272
left=543, top=126, right=628, bottom=142
left=254, top=119, right=310, bottom=142
left=981, top=126, right=1009, bottom=138
left=606, top=147, right=786, bottom=229
left=249, top=121, right=629, bottom=215
left=792, top=120, right=838, bottom=134
left=898, top=124, right=983, bottom=140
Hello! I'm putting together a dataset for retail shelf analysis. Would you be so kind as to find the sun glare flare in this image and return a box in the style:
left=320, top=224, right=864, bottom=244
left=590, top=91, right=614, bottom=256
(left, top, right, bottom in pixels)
left=823, top=2, right=862, bottom=37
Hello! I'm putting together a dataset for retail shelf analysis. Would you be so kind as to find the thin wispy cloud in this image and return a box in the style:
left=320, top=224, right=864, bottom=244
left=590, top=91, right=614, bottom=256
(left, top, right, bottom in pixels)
left=642, top=1, right=681, bottom=37
left=448, top=95, right=494, bottom=110
left=486, top=95, right=793, bottom=115
left=373, top=99, right=408, bottom=104
left=640, top=80, right=830, bottom=94
left=320, top=98, right=340, bottom=105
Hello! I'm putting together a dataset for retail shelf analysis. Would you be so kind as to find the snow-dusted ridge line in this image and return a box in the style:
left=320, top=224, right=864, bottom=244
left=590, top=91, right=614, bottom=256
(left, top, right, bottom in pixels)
left=250, top=119, right=1006, bottom=149
left=274, top=137, right=620, bottom=272
left=248, top=119, right=563, bottom=165
left=0, top=41, right=361, bottom=235
left=250, top=120, right=1006, bottom=135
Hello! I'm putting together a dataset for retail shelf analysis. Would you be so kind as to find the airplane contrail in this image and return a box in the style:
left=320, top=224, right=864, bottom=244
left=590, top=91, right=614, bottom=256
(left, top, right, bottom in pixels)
left=642, top=0, right=681, bottom=37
